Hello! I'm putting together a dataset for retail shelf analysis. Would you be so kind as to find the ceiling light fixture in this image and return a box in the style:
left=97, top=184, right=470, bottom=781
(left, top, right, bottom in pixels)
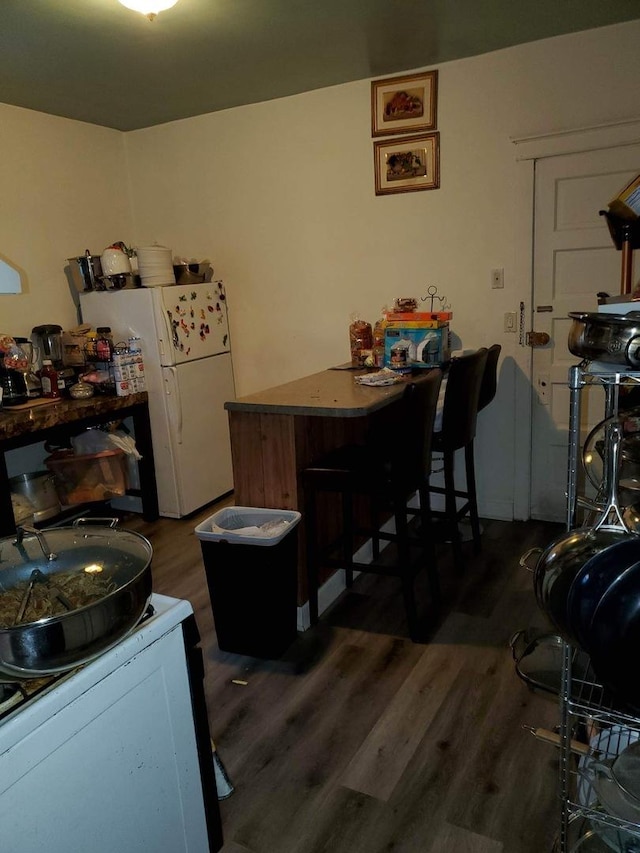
left=118, top=0, right=179, bottom=21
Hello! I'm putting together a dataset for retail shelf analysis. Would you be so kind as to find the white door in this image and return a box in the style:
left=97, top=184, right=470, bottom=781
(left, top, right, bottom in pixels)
left=530, top=145, right=640, bottom=522
left=162, top=351, right=235, bottom=516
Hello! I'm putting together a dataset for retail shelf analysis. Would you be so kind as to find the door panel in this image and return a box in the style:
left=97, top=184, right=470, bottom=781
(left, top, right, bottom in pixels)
left=530, top=146, right=640, bottom=522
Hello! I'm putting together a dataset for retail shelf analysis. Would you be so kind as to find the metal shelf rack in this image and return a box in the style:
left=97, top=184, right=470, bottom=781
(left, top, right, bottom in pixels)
left=559, top=361, right=640, bottom=852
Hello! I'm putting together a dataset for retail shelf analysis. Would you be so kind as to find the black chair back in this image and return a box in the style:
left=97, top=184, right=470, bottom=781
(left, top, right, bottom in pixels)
left=478, top=343, right=501, bottom=412
left=438, top=348, right=488, bottom=451
left=394, top=369, right=443, bottom=485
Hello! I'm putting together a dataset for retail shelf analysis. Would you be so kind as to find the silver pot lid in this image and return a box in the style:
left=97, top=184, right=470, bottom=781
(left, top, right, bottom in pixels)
left=0, top=522, right=152, bottom=626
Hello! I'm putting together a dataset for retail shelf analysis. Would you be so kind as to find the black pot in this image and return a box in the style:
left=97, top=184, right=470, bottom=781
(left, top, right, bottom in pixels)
left=565, top=535, right=640, bottom=652
left=521, top=526, right=636, bottom=644
left=588, top=561, right=640, bottom=713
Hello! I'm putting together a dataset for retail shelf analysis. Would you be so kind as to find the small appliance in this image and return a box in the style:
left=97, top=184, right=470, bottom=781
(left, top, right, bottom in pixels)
left=31, top=325, right=77, bottom=395
left=31, top=324, right=64, bottom=369
left=13, top=337, right=41, bottom=398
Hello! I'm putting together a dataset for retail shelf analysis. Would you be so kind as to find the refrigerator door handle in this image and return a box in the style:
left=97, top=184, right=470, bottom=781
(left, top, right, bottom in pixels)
left=155, top=298, right=175, bottom=365
left=164, top=367, right=183, bottom=445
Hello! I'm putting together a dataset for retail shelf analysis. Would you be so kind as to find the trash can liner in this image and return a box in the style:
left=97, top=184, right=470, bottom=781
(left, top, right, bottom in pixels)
left=195, top=506, right=302, bottom=658
left=195, top=507, right=301, bottom=546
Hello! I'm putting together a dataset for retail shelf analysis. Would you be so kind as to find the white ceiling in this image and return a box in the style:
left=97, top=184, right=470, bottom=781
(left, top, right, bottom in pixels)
left=2, top=0, right=639, bottom=132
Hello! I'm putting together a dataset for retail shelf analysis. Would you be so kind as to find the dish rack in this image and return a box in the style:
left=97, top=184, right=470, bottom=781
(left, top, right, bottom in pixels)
left=558, top=363, right=640, bottom=852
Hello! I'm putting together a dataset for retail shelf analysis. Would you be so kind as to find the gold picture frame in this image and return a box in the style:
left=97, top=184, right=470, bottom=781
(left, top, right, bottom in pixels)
left=371, top=70, right=438, bottom=137
left=373, top=132, right=440, bottom=196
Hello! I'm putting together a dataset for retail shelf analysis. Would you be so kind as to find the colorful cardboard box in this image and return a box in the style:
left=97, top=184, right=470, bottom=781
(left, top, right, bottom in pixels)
left=384, top=311, right=452, bottom=323
left=384, top=322, right=451, bottom=368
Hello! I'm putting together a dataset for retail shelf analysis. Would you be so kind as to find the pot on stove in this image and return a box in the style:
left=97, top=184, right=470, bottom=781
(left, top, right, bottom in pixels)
left=0, top=518, right=152, bottom=680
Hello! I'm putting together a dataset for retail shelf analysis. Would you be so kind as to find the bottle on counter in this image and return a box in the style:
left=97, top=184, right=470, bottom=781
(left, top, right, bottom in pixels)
left=40, top=359, right=61, bottom=399
left=96, top=327, right=114, bottom=361
left=373, top=317, right=387, bottom=368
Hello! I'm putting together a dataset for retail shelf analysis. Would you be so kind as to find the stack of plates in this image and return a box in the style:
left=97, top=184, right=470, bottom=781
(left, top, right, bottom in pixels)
left=136, top=245, right=175, bottom=287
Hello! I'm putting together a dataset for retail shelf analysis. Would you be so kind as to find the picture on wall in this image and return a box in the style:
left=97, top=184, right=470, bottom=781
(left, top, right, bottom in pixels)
left=371, top=70, right=438, bottom=137
left=373, top=132, right=440, bottom=196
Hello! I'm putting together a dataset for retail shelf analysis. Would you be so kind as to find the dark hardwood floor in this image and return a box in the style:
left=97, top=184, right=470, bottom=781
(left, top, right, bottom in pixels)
left=125, top=502, right=565, bottom=853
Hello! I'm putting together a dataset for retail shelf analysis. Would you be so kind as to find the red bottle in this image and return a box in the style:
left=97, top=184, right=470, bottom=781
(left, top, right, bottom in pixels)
left=40, top=359, right=61, bottom=399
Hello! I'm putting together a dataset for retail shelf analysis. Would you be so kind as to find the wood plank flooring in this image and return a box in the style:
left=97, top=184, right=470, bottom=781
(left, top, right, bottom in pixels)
left=124, top=501, right=565, bottom=853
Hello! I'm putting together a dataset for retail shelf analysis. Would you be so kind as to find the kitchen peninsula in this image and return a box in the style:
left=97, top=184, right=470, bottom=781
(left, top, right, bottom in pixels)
left=0, top=392, right=158, bottom=534
left=225, top=367, right=432, bottom=609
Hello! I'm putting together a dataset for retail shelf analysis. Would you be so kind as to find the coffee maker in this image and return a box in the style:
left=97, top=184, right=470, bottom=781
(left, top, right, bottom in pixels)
left=31, top=324, right=76, bottom=394
left=0, top=339, right=29, bottom=406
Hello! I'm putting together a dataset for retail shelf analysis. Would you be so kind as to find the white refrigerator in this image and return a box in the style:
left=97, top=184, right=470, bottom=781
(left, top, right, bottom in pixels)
left=80, top=282, right=235, bottom=518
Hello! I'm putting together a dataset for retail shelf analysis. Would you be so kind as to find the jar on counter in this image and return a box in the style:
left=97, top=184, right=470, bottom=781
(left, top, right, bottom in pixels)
left=96, top=327, right=114, bottom=361
left=349, top=317, right=373, bottom=368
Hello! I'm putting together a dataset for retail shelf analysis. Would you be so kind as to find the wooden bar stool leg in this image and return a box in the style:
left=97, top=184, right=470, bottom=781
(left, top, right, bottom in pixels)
left=465, top=442, right=482, bottom=554
left=370, top=491, right=381, bottom=559
left=418, top=484, right=440, bottom=605
left=342, top=488, right=354, bottom=589
left=304, top=484, right=320, bottom=626
left=443, top=451, right=464, bottom=572
left=393, top=494, right=420, bottom=640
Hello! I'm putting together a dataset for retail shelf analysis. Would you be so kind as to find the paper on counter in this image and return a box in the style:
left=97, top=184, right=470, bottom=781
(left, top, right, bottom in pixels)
left=354, top=368, right=404, bottom=386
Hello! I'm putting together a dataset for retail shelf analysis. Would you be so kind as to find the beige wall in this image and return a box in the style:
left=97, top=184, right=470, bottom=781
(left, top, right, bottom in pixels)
left=2, top=20, right=640, bottom=520
left=0, top=105, right=131, bottom=332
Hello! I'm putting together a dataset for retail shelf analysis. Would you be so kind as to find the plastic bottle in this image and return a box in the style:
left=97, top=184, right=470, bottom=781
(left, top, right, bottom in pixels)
left=373, top=317, right=387, bottom=368
left=40, top=359, right=61, bottom=399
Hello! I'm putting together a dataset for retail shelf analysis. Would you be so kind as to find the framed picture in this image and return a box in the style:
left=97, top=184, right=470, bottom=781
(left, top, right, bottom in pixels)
left=371, top=70, right=438, bottom=137
left=374, top=132, right=440, bottom=196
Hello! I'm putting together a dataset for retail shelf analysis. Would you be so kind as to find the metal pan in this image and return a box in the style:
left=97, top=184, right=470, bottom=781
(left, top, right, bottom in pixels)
left=0, top=518, right=152, bottom=680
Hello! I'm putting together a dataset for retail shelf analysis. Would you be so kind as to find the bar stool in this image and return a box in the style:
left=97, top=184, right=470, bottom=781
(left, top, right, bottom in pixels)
left=479, top=343, right=501, bottom=413
left=303, top=369, right=443, bottom=641
left=429, top=348, right=488, bottom=572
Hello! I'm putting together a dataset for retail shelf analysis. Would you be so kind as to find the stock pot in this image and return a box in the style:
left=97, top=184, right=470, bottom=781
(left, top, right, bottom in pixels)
left=568, top=311, right=640, bottom=367
left=0, top=519, right=152, bottom=680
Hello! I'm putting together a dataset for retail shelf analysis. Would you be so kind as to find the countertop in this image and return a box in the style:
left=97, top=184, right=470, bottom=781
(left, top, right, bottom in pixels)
left=0, top=392, right=149, bottom=442
left=224, top=367, right=420, bottom=417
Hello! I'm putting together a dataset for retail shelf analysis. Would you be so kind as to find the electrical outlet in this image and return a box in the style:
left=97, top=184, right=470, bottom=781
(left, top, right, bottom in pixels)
left=504, top=311, right=516, bottom=332
left=491, top=268, right=504, bottom=289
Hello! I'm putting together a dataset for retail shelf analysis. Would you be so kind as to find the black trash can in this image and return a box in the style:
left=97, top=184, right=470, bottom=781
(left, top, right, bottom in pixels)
left=195, top=506, right=302, bottom=658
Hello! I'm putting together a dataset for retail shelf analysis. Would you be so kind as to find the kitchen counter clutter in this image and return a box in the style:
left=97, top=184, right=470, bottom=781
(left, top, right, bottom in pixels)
left=0, top=392, right=158, bottom=535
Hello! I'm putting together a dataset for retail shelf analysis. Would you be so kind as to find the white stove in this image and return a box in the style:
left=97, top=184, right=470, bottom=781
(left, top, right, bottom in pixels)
left=0, top=593, right=223, bottom=853
left=0, top=593, right=189, bottom=722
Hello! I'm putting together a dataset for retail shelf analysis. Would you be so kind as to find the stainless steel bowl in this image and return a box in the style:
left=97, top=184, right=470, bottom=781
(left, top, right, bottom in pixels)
left=9, top=470, right=60, bottom=524
left=0, top=519, right=152, bottom=680
left=172, top=262, right=213, bottom=285
left=568, top=310, right=640, bottom=367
